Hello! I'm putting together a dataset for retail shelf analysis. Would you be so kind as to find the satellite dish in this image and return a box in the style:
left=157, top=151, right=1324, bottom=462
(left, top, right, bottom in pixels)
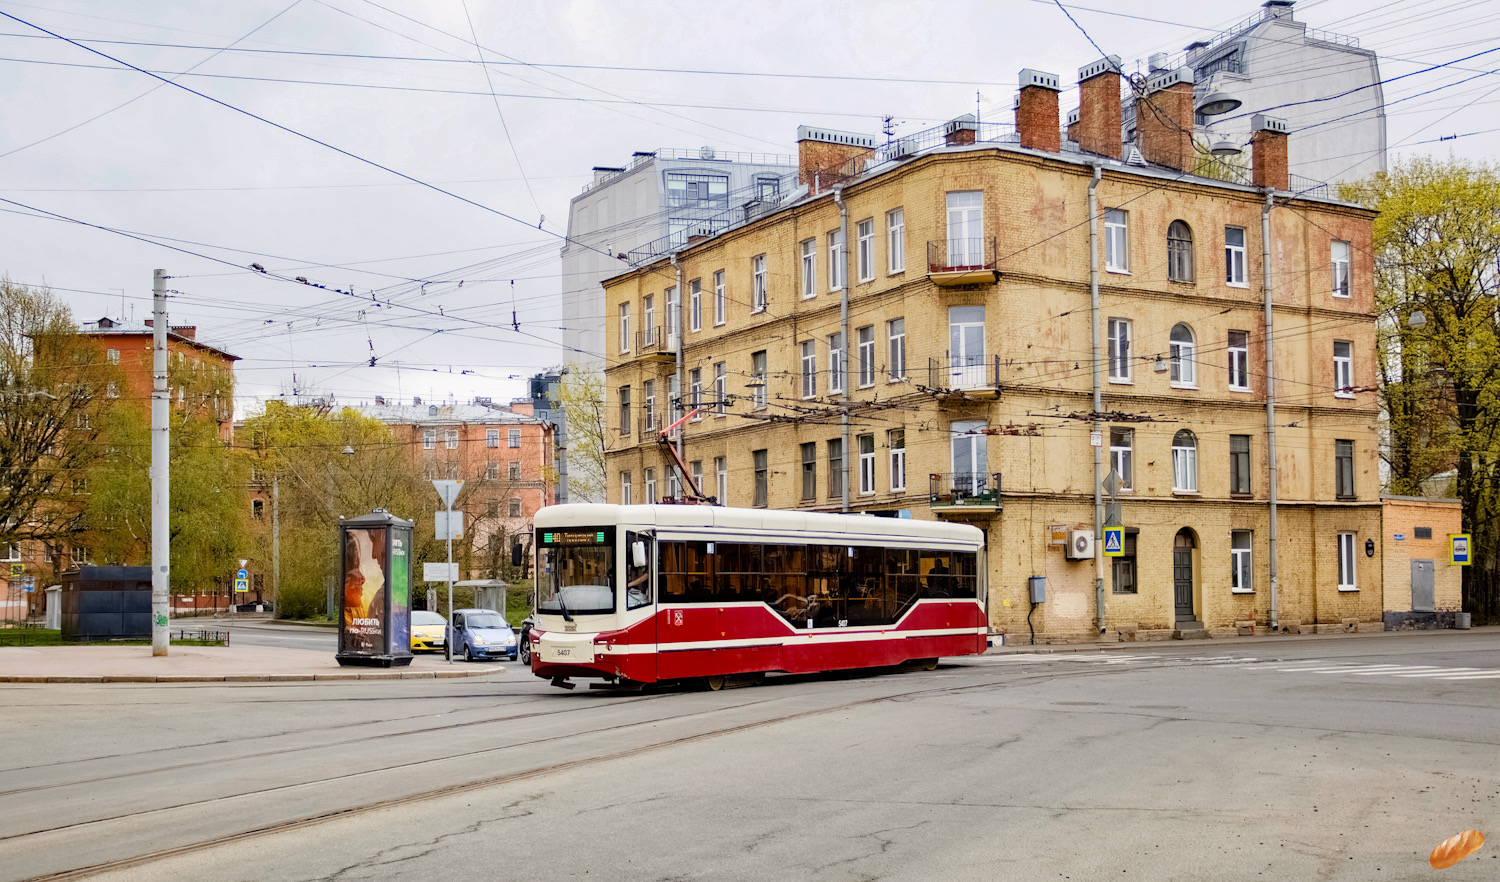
left=699, top=145, right=717, bottom=160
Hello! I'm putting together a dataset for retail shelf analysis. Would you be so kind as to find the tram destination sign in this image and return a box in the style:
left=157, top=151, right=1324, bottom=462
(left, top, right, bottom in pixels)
left=539, top=528, right=614, bottom=547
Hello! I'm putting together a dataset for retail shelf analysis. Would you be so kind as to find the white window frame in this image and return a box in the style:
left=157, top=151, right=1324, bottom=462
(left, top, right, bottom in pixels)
left=801, top=239, right=816, bottom=299
left=1105, top=209, right=1129, bottom=273
left=1333, top=340, right=1354, bottom=398
left=715, top=456, right=727, bottom=503
left=106, top=349, right=119, bottom=365
left=752, top=350, right=767, bottom=408
left=1228, top=330, right=1250, bottom=392
left=2, top=543, right=19, bottom=562
left=856, top=218, right=874, bottom=282
left=486, top=428, right=500, bottom=448
left=619, top=302, right=631, bottom=352
left=508, top=428, right=521, bottom=448
left=800, top=340, right=817, bottom=399
left=445, top=429, right=459, bottom=450
left=827, top=229, right=845, bottom=291
left=752, top=255, right=767, bottom=313
left=1107, top=318, right=1132, bottom=383
left=887, top=208, right=905, bottom=274
left=643, top=294, right=656, bottom=345
left=1331, top=240, right=1351, bottom=298
left=666, top=285, right=680, bottom=345
left=1172, top=431, right=1198, bottom=493
left=857, top=325, right=875, bottom=388
left=1170, top=324, right=1197, bottom=389
left=1337, top=532, right=1357, bottom=591
left=1225, top=226, right=1247, bottom=287
left=643, top=379, right=656, bottom=431
left=827, top=333, right=845, bottom=395
left=887, top=318, right=906, bottom=381
left=621, top=472, right=632, bottom=505
left=423, top=429, right=436, bottom=450
left=508, top=461, right=520, bottom=481
left=644, top=468, right=657, bottom=504
left=713, top=270, right=726, bottom=325
left=888, top=428, right=906, bottom=492
left=689, top=368, right=702, bottom=420
left=1109, top=427, right=1133, bottom=490
left=945, top=191, right=983, bottom=267
left=714, top=362, right=726, bottom=416
left=858, top=433, right=876, bottom=495
left=691, top=460, right=703, bottom=495
left=689, top=279, right=701, bottom=332
left=1231, top=530, right=1253, bottom=593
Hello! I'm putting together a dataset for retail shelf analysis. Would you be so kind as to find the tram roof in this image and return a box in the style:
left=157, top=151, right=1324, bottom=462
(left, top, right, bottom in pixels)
left=534, top=504, right=983, bottom=546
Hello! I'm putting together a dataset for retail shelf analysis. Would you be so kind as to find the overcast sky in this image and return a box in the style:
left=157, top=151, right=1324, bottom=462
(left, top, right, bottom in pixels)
left=1, top=0, right=1494, bottom=413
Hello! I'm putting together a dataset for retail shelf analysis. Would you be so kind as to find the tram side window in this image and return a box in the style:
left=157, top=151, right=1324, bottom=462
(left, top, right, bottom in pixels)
left=846, top=545, right=888, bottom=626
left=716, top=543, right=763, bottom=602
left=626, top=531, right=651, bottom=609
left=804, top=545, right=845, bottom=628
left=764, top=543, right=806, bottom=621
left=661, top=541, right=713, bottom=602
left=889, top=548, right=923, bottom=616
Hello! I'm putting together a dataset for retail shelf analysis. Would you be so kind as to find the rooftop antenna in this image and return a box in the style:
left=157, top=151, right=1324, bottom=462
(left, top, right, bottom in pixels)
left=882, top=115, right=896, bottom=145
left=511, top=279, right=519, bottom=331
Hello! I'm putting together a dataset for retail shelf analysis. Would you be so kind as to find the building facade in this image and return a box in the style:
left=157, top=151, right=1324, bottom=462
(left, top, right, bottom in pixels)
left=603, top=57, right=1388, bottom=643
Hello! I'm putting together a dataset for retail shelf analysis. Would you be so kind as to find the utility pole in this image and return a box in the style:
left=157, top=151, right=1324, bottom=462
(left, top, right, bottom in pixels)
left=150, top=269, right=170, bottom=656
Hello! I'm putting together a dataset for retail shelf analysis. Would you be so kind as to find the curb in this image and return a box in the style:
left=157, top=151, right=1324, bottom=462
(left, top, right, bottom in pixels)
left=0, top=667, right=504, bottom=684
left=984, top=626, right=1493, bottom=655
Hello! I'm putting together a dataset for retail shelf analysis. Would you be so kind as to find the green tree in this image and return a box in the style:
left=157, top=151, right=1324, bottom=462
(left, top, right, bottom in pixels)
left=1342, top=157, right=1500, bottom=622
left=556, top=363, right=606, bottom=502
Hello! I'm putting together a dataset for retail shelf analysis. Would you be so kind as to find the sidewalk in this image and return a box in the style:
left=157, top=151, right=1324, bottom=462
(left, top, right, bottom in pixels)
left=0, top=644, right=505, bottom=683
left=985, top=624, right=1498, bottom=655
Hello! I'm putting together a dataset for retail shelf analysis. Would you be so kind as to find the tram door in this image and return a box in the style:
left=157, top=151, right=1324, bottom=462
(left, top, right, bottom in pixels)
left=624, top=532, right=658, bottom=679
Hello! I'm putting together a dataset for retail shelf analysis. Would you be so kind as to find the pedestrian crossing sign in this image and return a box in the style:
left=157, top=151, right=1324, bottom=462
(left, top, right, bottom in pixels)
left=1102, top=527, right=1124, bottom=557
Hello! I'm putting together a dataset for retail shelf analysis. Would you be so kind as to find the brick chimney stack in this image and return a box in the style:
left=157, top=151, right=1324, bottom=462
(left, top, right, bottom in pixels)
left=796, top=125, right=875, bottom=196
left=944, top=114, right=978, bottom=146
left=1014, top=68, right=1061, bottom=153
left=1066, top=107, right=1080, bottom=144
left=1075, top=55, right=1123, bottom=159
left=1250, top=114, right=1290, bottom=191
left=1136, top=67, right=1195, bottom=171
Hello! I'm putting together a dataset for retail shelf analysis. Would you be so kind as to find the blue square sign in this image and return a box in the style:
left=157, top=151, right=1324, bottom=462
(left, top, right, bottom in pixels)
left=1102, top=526, right=1124, bottom=557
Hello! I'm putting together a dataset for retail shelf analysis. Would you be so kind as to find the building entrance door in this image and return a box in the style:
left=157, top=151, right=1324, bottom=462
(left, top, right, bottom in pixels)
left=1411, top=559, right=1435, bottom=612
left=1173, top=529, right=1195, bottom=621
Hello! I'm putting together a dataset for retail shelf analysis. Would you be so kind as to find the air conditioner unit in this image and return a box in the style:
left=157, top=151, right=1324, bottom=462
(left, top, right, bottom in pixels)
left=1066, top=529, right=1095, bottom=560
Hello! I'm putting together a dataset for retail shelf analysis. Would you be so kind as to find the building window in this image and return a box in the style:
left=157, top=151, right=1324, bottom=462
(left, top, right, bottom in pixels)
left=669, top=374, right=681, bottom=424
left=858, top=434, right=875, bottom=494
left=951, top=421, right=987, bottom=495
left=619, top=302, right=631, bottom=352
left=645, top=468, right=657, bottom=503
left=1170, top=323, right=1196, bottom=388
left=1172, top=429, right=1198, bottom=492
left=423, top=429, right=436, bottom=450
left=689, top=279, right=701, bottom=332
left=827, top=333, right=844, bottom=395
left=753, top=450, right=768, bottom=507
left=486, top=428, right=499, bottom=447
left=106, top=383, right=119, bottom=399
left=1105, top=209, right=1129, bottom=272
left=643, top=379, right=657, bottom=431
left=251, top=500, right=264, bottom=519
left=1331, top=240, right=1351, bottom=298
left=827, top=439, right=844, bottom=498
left=689, top=369, right=702, bottom=419
left=946, top=190, right=983, bottom=267
left=801, top=341, right=817, bottom=399
left=106, top=348, right=120, bottom=364
left=801, top=442, right=817, bottom=500
left=888, top=428, right=906, bottom=492
left=666, top=286, right=680, bottom=344
left=714, top=362, right=726, bottom=416
left=756, top=175, right=781, bottom=201
left=691, top=460, right=703, bottom=495
left=508, top=461, right=521, bottom=480
left=668, top=471, right=681, bottom=501
left=1111, top=532, right=1137, bottom=594
left=1337, top=532, right=1357, bottom=591
left=1335, top=439, right=1355, bottom=498
left=1167, top=220, right=1194, bottom=282
left=1225, top=226, right=1247, bottom=286
left=666, top=171, right=728, bottom=206
left=1228, top=330, right=1250, bottom=391
left=827, top=229, right=845, bottom=291
left=486, top=500, right=500, bottom=518
left=1231, top=530, right=1253, bottom=593
left=752, top=255, right=767, bottom=312
left=801, top=238, right=816, bottom=299
left=1230, top=434, right=1251, bottom=496
left=857, top=218, right=875, bottom=282
left=643, top=294, right=655, bottom=345
left=620, top=471, right=632, bottom=505
left=443, top=429, right=457, bottom=449
left=508, top=428, right=520, bottom=448
left=715, top=456, right=727, bottom=503
left=1109, top=428, right=1133, bottom=490
left=713, top=270, right=725, bottom=325
left=948, top=305, right=987, bottom=389
left=751, top=350, right=767, bottom=408
left=857, top=325, right=875, bottom=387
left=619, top=386, right=631, bottom=434
left=485, top=461, right=500, bottom=480
left=887, top=208, right=905, bottom=273
left=508, top=498, right=521, bottom=518
left=887, top=318, right=906, bottom=381
left=1107, top=318, right=1132, bottom=382
left=445, top=462, right=459, bottom=480
left=1333, top=341, right=1354, bottom=397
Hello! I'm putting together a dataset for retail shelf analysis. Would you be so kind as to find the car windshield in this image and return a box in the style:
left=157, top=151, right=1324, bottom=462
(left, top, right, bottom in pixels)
left=538, top=528, right=616, bottom=615
left=412, top=611, right=444, bottom=626
left=466, top=613, right=507, bottom=629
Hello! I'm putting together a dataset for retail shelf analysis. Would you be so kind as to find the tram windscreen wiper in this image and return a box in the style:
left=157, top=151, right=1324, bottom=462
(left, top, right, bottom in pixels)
left=554, top=585, right=573, bottom=622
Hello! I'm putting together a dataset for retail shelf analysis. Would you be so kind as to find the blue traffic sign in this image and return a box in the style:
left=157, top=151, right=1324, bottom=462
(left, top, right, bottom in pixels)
left=234, top=568, right=249, bottom=593
left=1102, top=527, right=1124, bottom=557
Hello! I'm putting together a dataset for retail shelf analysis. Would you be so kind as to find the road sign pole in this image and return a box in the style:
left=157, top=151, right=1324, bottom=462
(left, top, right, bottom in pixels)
left=446, top=501, right=453, bottom=664
left=150, top=269, right=170, bottom=657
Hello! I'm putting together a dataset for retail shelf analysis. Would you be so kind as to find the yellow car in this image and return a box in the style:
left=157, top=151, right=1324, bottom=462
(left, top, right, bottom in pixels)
left=411, top=610, right=447, bottom=653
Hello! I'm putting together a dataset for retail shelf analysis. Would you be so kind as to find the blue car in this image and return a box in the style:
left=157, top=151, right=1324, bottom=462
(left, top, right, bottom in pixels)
left=449, top=608, right=518, bottom=662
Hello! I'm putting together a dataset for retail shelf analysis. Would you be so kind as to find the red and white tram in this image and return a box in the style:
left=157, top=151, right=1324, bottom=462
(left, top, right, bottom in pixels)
left=529, top=504, right=987, bottom=688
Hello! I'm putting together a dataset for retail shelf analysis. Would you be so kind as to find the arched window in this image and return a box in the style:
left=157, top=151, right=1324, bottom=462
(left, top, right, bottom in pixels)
left=1167, top=221, right=1194, bottom=282
left=1172, top=430, right=1198, bottom=492
left=1170, top=323, right=1196, bottom=387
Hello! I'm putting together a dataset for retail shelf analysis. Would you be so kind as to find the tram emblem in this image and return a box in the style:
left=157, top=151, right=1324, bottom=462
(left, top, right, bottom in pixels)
left=673, top=610, right=684, bottom=627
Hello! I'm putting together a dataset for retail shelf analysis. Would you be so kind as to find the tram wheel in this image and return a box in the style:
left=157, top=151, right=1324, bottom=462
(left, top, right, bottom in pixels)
left=704, top=675, right=726, bottom=691
left=903, top=657, right=938, bottom=672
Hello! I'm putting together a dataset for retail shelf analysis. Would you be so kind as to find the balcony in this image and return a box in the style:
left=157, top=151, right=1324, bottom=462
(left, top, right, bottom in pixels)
left=927, top=237, right=999, bottom=286
left=638, top=412, right=659, bottom=437
left=930, top=472, right=1002, bottom=510
left=636, top=326, right=676, bottom=363
left=927, top=355, right=1000, bottom=394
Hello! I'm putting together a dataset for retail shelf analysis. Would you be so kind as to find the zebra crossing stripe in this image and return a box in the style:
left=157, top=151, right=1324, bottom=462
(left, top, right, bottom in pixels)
left=1294, top=664, right=1411, bottom=673
left=1391, top=669, right=1483, bottom=678
left=1432, top=671, right=1500, bottom=680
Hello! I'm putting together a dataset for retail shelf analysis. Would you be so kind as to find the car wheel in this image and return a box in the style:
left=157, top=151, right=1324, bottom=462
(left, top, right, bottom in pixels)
left=519, top=635, right=531, bottom=665
left=464, top=645, right=475, bottom=662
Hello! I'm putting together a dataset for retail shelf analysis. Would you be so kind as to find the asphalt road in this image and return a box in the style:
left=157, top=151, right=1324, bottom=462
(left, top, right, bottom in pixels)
left=183, top=618, right=338, bottom=652
left=2, top=631, right=1496, bottom=881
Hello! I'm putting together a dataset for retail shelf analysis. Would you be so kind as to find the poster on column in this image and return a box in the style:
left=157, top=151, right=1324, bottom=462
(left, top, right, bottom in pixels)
left=341, top=527, right=387, bottom=654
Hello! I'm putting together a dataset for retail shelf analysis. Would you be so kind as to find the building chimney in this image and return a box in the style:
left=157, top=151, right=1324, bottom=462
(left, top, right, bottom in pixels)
left=171, top=325, right=197, bottom=340
left=1015, top=69, right=1062, bottom=153
left=1075, top=55, right=1124, bottom=160
left=1066, top=107, right=1080, bottom=143
left=943, top=114, right=978, bottom=146
left=796, top=125, right=875, bottom=196
left=1251, top=114, right=1290, bottom=190
left=1148, top=53, right=1170, bottom=73
left=1136, top=67, right=1195, bottom=171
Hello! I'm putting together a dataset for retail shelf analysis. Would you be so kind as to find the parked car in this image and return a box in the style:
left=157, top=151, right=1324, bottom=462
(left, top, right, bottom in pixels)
left=410, top=610, right=446, bottom=653
left=449, top=608, right=517, bottom=662
left=518, top=615, right=535, bottom=665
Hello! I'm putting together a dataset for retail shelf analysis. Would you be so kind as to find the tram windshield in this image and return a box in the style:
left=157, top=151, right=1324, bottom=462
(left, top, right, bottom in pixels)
left=536, top=527, right=616, bottom=615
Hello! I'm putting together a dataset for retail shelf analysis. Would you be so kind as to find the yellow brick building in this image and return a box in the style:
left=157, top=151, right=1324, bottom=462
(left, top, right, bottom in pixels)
left=602, top=60, right=1388, bottom=643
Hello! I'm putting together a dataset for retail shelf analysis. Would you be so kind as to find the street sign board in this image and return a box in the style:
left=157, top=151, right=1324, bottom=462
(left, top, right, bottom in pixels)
left=1102, top=527, right=1124, bottom=557
left=1104, top=501, right=1122, bottom=527
left=1102, top=468, right=1122, bottom=498
left=7, top=562, right=21, bottom=578
left=234, top=568, right=249, bottom=593
left=435, top=510, right=464, bottom=540
left=431, top=479, right=464, bottom=510
left=1450, top=534, right=1472, bottom=566
left=423, top=562, right=459, bottom=582
left=23, top=577, right=35, bottom=593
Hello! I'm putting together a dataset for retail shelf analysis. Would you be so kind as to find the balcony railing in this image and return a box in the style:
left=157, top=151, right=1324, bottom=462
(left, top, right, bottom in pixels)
left=636, top=326, right=676, bottom=358
left=639, top=412, right=659, bottom=436
left=930, top=472, right=1003, bottom=508
left=927, top=355, right=1000, bottom=392
left=927, top=237, right=999, bottom=286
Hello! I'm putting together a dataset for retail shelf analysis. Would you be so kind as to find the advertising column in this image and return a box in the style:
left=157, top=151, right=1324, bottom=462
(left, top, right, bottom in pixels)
left=336, top=509, right=415, bottom=667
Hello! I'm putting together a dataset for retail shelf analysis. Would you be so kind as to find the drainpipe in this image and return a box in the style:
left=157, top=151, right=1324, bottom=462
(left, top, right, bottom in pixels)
left=670, top=253, right=685, bottom=475
left=1262, top=190, right=1279, bottom=630
left=1088, top=165, right=1105, bottom=635
left=833, top=184, right=851, bottom=512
